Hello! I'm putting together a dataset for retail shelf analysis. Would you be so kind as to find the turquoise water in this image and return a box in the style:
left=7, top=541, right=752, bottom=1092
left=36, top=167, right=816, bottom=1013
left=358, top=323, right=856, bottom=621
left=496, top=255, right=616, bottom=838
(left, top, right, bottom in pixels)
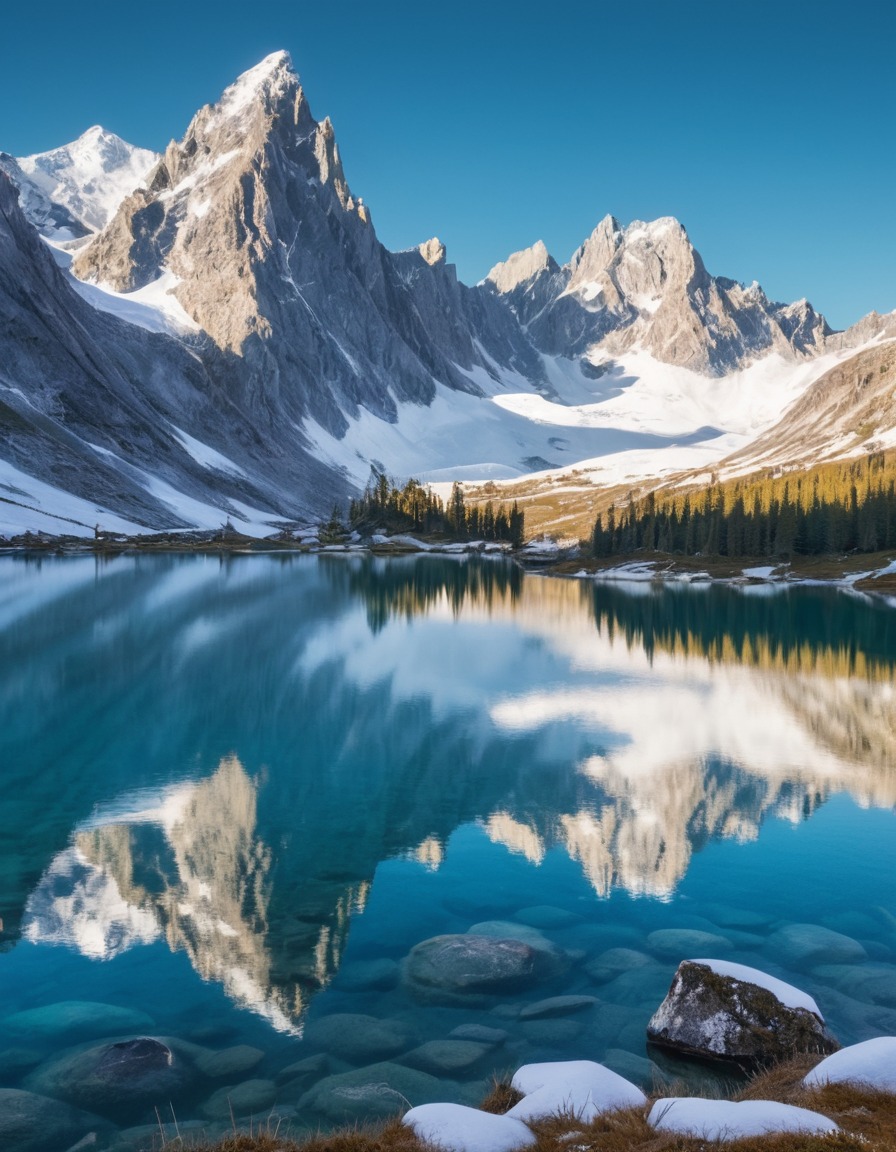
left=1, top=553, right=895, bottom=1149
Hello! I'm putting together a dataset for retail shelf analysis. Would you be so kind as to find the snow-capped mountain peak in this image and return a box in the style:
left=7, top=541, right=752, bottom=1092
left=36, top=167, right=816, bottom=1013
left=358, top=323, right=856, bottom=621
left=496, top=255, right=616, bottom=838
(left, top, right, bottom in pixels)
left=17, top=127, right=157, bottom=233
left=212, top=49, right=297, bottom=122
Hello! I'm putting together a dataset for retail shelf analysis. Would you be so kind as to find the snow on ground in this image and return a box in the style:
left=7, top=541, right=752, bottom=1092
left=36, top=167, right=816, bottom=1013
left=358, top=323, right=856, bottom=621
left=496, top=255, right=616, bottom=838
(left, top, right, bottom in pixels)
left=403, top=1103, right=535, bottom=1152
left=507, top=1060, right=646, bottom=1123
left=688, top=960, right=822, bottom=1018
left=169, top=426, right=247, bottom=477
left=648, top=1098, right=838, bottom=1140
left=70, top=269, right=200, bottom=335
left=742, top=565, right=779, bottom=579
left=0, top=458, right=143, bottom=538
left=803, top=1037, right=896, bottom=1091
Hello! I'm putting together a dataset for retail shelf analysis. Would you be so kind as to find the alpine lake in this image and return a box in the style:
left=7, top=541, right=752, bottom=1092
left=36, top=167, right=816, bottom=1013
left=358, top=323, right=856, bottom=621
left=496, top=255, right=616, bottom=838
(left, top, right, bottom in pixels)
left=1, top=551, right=895, bottom=1151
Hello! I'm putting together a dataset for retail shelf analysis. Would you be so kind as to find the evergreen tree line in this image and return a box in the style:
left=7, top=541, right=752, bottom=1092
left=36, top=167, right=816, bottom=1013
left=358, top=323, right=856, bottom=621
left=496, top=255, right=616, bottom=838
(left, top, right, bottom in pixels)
left=592, top=452, right=896, bottom=560
left=349, top=474, right=525, bottom=547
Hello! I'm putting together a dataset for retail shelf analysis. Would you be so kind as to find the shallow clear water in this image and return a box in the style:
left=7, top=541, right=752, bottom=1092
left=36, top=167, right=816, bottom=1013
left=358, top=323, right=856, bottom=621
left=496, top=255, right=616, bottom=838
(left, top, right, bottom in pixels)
left=1, top=553, right=895, bottom=1149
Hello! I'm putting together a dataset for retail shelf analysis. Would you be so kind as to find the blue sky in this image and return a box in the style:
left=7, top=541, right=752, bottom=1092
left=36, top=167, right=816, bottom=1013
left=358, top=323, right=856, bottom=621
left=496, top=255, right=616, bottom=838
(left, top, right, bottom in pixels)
left=1, top=0, right=893, bottom=328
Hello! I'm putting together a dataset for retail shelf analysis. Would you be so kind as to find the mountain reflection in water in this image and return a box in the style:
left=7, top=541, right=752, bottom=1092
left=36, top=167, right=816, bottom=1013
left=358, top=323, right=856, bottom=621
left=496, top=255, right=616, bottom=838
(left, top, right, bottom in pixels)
left=2, top=553, right=895, bottom=1034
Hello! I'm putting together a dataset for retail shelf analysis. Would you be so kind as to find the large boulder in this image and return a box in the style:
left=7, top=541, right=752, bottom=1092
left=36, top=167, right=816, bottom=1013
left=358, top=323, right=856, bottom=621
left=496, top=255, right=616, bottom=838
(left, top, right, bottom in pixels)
left=0, top=1088, right=106, bottom=1152
left=405, top=934, right=561, bottom=1003
left=27, top=1036, right=195, bottom=1119
left=646, top=960, right=839, bottom=1067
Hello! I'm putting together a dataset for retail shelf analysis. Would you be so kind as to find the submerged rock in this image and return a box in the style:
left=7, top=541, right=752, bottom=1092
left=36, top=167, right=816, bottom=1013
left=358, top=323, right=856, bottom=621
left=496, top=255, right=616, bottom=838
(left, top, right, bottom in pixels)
left=768, top=923, right=867, bottom=968
left=201, top=1078, right=277, bottom=1119
left=4, top=1000, right=154, bottom=1041
left=514, top=905, right=582, bottom=930
left=405, top=933, right=562, bottom=1003
left=401, top=1039, right=492, bottom=1076
left=647, top=928, right=733, bottom=960
left=334, top=958, right=400, bottom=991
left=27, top=1036, right=194, bottom=1118
left=448, top=1023, right=508, bottom=1045
left=194, top=1044, right=265, bottom=1079
left=646, top=960, right=839, bottom=1067
left=303, top=1013, right=415, bottom=1063
left=0, top=1088, right=106, bottom=1152
left=298, top=1061, right=445, bottom=1123
left=519, top=994, right=597, bottom=1020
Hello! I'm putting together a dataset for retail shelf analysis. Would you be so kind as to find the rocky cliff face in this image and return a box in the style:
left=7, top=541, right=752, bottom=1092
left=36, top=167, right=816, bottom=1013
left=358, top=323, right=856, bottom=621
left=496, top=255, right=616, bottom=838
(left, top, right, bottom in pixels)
left=2, top=49, right=893, bottom=534
left=484, top=215, right=834, bottom=375
left=74, top=52, right=543, bottom=439
left=0, top=168, right=349, bottom=529
left=721, top=340, right=896, bottom=472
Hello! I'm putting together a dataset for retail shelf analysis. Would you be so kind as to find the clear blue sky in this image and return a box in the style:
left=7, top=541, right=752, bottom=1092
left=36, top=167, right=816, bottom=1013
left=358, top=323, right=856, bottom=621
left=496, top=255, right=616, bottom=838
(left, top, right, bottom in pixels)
left=1, top=0, right=893, bottom=329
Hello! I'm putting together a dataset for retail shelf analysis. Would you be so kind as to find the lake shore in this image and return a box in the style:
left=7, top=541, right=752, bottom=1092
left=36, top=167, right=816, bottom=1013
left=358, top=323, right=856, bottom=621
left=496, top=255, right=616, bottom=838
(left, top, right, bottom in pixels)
left=4, top=529, right=896, bottom=596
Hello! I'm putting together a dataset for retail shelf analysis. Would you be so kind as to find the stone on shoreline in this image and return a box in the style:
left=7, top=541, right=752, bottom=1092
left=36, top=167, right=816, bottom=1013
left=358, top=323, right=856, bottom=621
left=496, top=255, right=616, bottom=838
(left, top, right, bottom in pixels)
left=648, top=1097, right=838, bottom=1139
left=404, top=1102, right=535, bottom=1152
left=646, top=960, right=838, bottom=1066
left=803, top=1036, right=896, bottom=1092
left=508, top=1059, right=646, bottom=1122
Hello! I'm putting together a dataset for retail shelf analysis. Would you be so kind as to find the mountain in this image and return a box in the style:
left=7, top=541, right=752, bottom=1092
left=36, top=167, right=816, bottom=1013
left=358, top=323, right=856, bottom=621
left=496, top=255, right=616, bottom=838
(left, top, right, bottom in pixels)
left=0, top=168, right=349, bottom=535
left=73, top=51, right=543, bottom=441
left=14, top=126, right=157, bottom=236
left=719, top=337, right=896, bottom=476
left=484, top=216, right=834, bottom=376
left=1, top=50, right=893, bottom=537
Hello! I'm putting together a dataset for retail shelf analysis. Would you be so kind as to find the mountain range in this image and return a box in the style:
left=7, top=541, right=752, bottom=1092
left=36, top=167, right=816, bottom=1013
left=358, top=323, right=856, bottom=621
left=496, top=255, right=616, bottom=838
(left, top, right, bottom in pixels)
left=1, top=50, right=894, bottom=539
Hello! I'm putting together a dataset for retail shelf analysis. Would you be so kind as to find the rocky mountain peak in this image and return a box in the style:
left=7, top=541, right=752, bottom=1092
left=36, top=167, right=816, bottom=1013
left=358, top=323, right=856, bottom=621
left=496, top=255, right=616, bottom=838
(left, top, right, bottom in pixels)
left=487, top=239, right=558, bottom=294
left=418, top=237, right=446, bottom=266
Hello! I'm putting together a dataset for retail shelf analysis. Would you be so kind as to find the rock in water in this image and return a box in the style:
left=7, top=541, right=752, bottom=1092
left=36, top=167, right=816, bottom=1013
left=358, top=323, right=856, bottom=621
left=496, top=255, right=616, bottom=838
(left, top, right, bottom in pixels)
left=0, top=1088, right=106, bottom=1152
left=646, top=960, right=839, bottom=1067
left=302, top=1013, right=415, bottom=1063
left=405, top=933, right=561, bottom=1003
left=27, top=1037, right=194, bottom=1119
left=4, top=1000, right=155, bottom=1041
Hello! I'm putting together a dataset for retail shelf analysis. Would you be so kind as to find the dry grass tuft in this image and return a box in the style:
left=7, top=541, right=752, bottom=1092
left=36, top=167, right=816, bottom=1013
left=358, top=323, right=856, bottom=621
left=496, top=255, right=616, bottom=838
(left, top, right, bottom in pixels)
left=170, top=1066, right=896, bottom=1152
left=478, top=1074, right=524, bottom=1114
left=182, top=1118, right=429, bottom=1152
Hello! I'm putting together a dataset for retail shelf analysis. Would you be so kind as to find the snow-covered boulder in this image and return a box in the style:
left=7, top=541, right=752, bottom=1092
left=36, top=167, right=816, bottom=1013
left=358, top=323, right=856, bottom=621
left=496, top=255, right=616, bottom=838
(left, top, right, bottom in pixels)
left=403, top=1102, right=535, bottom=1152
left=646, top=959, right=838, bottom=1066
left=803, top=1036, right=896, bottom=1092
left=507, top=1060, right=646, bottom=1123
left=648, top=1097, right=838, bottom=1140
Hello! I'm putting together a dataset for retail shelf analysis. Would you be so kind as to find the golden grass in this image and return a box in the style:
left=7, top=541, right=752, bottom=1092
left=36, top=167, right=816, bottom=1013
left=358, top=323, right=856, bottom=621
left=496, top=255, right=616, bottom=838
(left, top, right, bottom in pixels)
left=175, top=1059, right=896, bottom=1152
